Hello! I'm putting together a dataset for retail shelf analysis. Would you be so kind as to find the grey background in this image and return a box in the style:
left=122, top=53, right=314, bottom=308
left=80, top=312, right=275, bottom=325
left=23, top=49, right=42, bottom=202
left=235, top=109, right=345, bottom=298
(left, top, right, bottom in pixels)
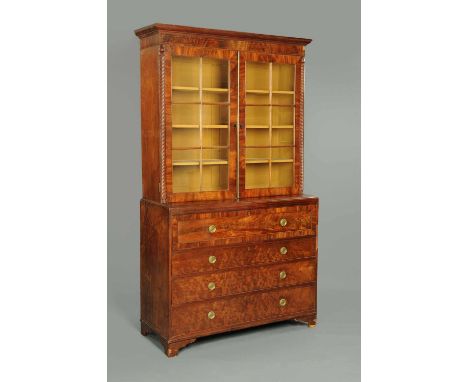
left=108, top=0, right=360, bottom=380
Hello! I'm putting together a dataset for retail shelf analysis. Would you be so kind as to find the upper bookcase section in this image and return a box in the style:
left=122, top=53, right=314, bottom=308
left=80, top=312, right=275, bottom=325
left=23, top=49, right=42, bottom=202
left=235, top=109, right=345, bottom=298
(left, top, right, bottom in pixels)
left=134, top=23, right=312, bottom=55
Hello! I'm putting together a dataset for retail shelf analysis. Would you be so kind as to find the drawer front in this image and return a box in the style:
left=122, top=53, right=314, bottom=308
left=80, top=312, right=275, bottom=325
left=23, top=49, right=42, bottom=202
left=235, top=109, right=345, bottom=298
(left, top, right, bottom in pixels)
left=173, top=204, right=317, bottom=249
left=171, top=284, right=316, bottom=338
left=172, top=258, right=315, bottom=306
left=172, top=237, right=316, bottom=277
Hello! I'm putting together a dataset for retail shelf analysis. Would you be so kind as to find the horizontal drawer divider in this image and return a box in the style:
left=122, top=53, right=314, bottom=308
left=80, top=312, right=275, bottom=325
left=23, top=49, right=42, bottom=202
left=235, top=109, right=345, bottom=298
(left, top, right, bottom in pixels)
left=172, top=234, right=316, bottom=252
left=171, top=281, right=317, bottom=307
left=170, top=309, right=317, bottom=342
left=172, top=235, right=317, bottom=252
left=171, top=256, right=316, bottom=279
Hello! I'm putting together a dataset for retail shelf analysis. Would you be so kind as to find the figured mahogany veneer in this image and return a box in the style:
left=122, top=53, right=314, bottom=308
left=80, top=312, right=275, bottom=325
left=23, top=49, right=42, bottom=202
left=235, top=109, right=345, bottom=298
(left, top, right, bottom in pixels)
left=174, top=204, right=317, bottom=249
left=140, top=196, right=318, bottom=356
left=172, top=258, right=316, bottom=306
left=136, top=23, right=317, bottom=357
left=171, top=284, right=316, bottom=339
left=172, top=236, right=316, bottom=277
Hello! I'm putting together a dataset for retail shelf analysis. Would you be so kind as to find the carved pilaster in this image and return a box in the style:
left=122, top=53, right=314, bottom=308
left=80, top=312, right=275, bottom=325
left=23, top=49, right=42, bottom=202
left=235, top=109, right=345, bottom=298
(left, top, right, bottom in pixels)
left=159, top=44, right=167, bottom=203
left=299, top=56, right=305, bottom=193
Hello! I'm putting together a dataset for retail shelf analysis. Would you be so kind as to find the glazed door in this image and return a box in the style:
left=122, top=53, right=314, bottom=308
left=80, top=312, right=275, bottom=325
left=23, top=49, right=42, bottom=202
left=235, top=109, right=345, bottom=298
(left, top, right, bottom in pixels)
left=165, top=46, right=238, bottom=202
left=238, top=53, right=304, bottom=198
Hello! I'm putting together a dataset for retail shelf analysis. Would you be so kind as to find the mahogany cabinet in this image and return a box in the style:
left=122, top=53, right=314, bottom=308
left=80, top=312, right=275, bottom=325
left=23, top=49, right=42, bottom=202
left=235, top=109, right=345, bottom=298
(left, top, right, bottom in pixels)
left=135, top=23, right=318, bottom=357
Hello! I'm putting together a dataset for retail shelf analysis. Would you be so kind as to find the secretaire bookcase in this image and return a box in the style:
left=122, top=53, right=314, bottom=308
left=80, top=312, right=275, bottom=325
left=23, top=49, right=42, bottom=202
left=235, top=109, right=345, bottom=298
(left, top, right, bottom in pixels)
left=135, top=23, right=318, bottom=357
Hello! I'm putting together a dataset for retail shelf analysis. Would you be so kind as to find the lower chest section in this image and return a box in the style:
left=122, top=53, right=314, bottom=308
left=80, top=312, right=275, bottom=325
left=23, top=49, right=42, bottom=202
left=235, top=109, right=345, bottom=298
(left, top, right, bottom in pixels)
left=169, top=202, right=318, bottom=339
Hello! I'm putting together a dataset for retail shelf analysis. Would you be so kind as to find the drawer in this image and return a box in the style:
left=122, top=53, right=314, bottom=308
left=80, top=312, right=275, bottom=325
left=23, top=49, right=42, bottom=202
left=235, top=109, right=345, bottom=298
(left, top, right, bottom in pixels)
left=172, top=258, right=315, bottom=305
left=173, top=204, right=317, bottom=249
left=172, top=237, right=316, bottom=277
left=171, top=284, right=316, bottom=338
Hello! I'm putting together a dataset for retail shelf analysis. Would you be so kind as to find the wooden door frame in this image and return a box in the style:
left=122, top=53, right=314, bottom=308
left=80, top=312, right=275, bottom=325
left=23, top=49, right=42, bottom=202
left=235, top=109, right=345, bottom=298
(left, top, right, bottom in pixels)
left=238, top=52, right=304, bottom=198
left=163, top=45, right=238, bottom=202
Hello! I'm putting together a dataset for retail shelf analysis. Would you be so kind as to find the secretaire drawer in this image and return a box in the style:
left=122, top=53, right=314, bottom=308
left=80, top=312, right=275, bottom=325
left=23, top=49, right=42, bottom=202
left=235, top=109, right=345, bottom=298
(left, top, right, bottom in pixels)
left=171, top=284, right=316, bottom=339
left=172, top=204, right=317, bottom=249
left=172, top=237, right=316, bottom=277
left=172, top=258, right=316, bottom=306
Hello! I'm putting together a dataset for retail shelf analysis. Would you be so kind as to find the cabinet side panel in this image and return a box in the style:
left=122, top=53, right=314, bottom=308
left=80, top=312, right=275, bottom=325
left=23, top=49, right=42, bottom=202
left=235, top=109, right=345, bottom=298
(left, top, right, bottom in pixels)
left=139, top=39, right=161, bottom=202
left=140, top=200, right=170, bottom=338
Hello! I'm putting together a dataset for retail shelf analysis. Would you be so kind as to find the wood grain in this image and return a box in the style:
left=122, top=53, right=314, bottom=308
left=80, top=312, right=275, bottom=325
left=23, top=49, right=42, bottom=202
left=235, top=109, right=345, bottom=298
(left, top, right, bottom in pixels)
left=135, top=23, right=312, bottom=56
left=172, top=236, right=316, bottom=277
left=140, top=200, right=170, bottom=339
left=174, top=204, right=317, bottom=249
left=171, top=284, right=316, bottom=339
left=139, top=37, right=161, bottom=201
left=172, top=258, right=316, bottom=305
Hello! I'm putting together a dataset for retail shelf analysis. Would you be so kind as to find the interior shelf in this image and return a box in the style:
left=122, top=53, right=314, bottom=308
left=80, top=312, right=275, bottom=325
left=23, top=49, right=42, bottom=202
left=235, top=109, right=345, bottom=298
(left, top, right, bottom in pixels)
left=246, top=125, right=269, bottom=129
left=246, top=90, right=294, bottom=95
left=272, top=125, right=294, bottom=129
left=203, top=87, right=228, bottom=92
left=172, top=86, right=199, bottom=91
left=245, top=158, right=294, bottom=164
left=173, top=124, right=199, bottom=129
left=172, top=102, right=229, bottom=106
left=272, top=90, right=294, bottom=94
left=203, top=124, right=228, bottom=129
left=173, top=160, right=200, bottom=166
left=202, top=159, right=228, bottom=165
left=246, top=89, right=269, bottom=94
left=246, top=103, right=295, bottom=107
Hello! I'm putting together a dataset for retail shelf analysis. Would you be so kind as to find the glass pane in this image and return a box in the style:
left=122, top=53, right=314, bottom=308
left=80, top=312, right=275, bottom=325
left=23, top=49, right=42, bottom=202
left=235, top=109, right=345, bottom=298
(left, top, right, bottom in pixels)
left=202, top=148, right=228, bottom=162
left=172, top=104, right=199, bottom=127
left=203, top=91, right=228, bottom=103
left=272, top=106, right=294, bottom=127
left=201, top=148, right=228, bottom=191
left=246, top=147, right=269, bottom=162
left=172, top=56, right=199, bottom=88
left=203, top=104, right=229, bottom=127
left=203, top=127, right=228, bottom=147
left=243, top=61, right=296, bottom=190
left=246, top=62, right=269, bottom=91
left=246, top=93, right=269, bottom=105
left=271, top=162, right=293, bottom=187
left=246, top=128, right=269, bottom=147
left=271, top=147, right=294, bottom=161
left=173, top=128, right=200, bottom=148
left=173, top=166, right=200, bottom=193
left=272, top=63, right=294, bottom=92
left=173, top=149, right=199, bottom=163
left=173, top=88, right=199, bottom=103
left=246, top=163, right=269, bottom=189
left=272, top=128, right=293, bottom=146
left=172, top=55, right=230, bottom=194
left=272, top=93, right=294, bottom=105
left=201, top=164, right=228, bottom=191
left=202, top=58, right=228, bottom=89
left=246, top=106, right=269, bottom=127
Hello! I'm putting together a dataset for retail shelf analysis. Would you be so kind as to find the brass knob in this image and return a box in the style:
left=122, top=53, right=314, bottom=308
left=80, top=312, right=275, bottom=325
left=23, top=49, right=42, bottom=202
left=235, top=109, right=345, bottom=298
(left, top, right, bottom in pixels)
left=208, top=224, right=217, bottom=233
left=208, top=255, right=217, bottom=264
left=279, top=218, right=288, bottom=227
left=279, top=271, right=287, bottom=280
left=279, top=298, right=287, bottom=307
left=207, top=311, right=216, bottom=319
left=208, top=282, right=216, bottom=291
left=280, top=246, right=288, bottom=255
